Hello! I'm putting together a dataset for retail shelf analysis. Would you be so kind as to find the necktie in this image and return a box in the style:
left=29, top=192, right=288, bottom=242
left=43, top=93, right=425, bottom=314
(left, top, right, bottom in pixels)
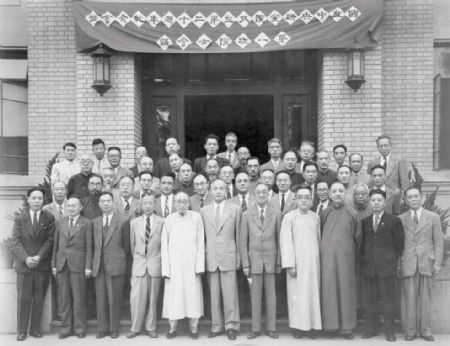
left=318, top=203, right=324, bottom=214
left=145, top=216, right=151, bottom=255
left=32, top=212, right=38, bottom=235
left=164, top=197, right=169, bottom=217
left=241, top=195, right=247, bottom=212
left=124, top=199, right=130, bottom=211
left=260, top=208, right=265, bottom=225
left=69, top=217, right=74, bottom=237
left=281, top=194, right=285, bottom=212
left=228, top=153, right=232, bottom=164
left=200, top=197, right=204, bottom=208
left=58, top=205, right=64, bottom=216
left=413, top=211, right=419, bottom=226
left=215, top=204, right=221, bottom=228
left=354, top=173, right=359, bottom=185
left=227, top=187, right=232, bottom=199
left=382, top=157, right=387, bottom=171
left=103, top=216, right=109, bottom=238
left=374, top=215, right=380, bottom=232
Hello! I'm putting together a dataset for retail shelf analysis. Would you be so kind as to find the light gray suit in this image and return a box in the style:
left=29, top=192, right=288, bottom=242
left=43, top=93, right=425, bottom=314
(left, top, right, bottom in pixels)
left=269, top=191, right=296, bottom=217
left=189, top=192, right=214, bottom=212
left=260, top=159, right=285, bottom=173
left=200, top=201, right=241, bottom=332
left=129, top=214, right=163, bottom=333
left=399, top=209, right=444, bottom=337
left=43, top=201, right=67, bottom=223
left=367, top=155, right=409, bottom=192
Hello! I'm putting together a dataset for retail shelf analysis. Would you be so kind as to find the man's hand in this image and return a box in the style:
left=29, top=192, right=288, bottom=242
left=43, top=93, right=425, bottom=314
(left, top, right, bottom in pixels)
left=85, top=269, right=92, bottom=278
left=25, top=257, right=36, bottom=268
left=31, top=255, right=41, bottom=263
left=52, top=268, right=57, bottom=277
left=432, top=265, right=441, bottom=276
left=288, top=267, right=296, bottom=278
left=243, top=268, right=250, bottom=277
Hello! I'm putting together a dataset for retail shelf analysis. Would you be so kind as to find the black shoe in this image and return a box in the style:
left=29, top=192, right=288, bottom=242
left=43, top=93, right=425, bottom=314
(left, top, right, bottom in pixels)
left=29, top=331, right=43, bottom=338
left=58, top=333, right=71, bottom=339
left=386, top=334, right=397, bottom=342
left=324, top=331, right=336, bottom=338
left=227, top=329, right=237, bottom=340
left=127, top=332, right=140, bottom=339
left=404, top=335, right=415, bottom=341
left=247, top=331, right=261, bottom=339
left=16, top=333, right=27, bottom=341
left=207, top=331, right=223, bottom=338
left=96, top=332, right=109, bottom=338
left=293, top=330, right=303, bottom=339
left=267, top=331, right=279, bottom=339
left=308, top=331, right=317, bottom=339
left=148, top=331, right=158, bottom=338
left=166, top=331, right=177, bottom=339
left=362, top=332, right=377, bottom=339
left=75, top=333, right=86, bottom=339
left=421, top=335, right=435, bottom=342
left=342, top=332, right=354, bottom=340
left=189, top=331, right=199, bottom=339
left=110, top=332, right=119, bottom=338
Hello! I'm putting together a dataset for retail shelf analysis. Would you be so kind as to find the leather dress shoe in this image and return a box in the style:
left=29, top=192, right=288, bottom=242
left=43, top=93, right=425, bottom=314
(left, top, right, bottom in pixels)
left=266, top=331, right=279, bottom=339
left=323, top=331, right=336, bottom=338
left=247, top=331, right=261, bottom=339
left=362, top=332, right=377, bottom=339
left=421, top=335, right=435, bottom=342
left=166, top=331, right=177, bottom=339
left=207, top=331, right=223, bottom=338
left=110, top=332, right=119, bottom=338
left=75, top=333, right=86, bottom=338
left=189, top=331, right=199, bottom=339
left=96, top=332, right=109, bottom=338
left=29, top=331, right=43, bottom=338
left=226, top=329, right=237, bottom=340
left=148, top=331, right=158, bottom=338
left=127, top=332, right=140, bottom=338
left=404, top=335, right=416, bottom=341
left=342, top=332, right=354, bottom=340
left=308, top=331, right=317, bottom=339
left=293, top=330, right=303, bottom=339
left=386, top=334, right=397, bottom=342
left=16, top=333, right=27, bottom=341
left=58, top=333, right=71, bottom=339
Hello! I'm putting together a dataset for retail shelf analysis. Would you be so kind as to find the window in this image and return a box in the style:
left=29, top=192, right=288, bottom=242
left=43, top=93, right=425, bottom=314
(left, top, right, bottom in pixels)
left=0, top=80, right=28, bottom=174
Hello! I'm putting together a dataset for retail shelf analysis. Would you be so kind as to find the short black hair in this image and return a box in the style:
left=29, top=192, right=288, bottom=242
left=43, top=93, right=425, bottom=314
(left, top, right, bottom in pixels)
left=349, top=152, right=363, bottom=162
left=27, top=187, right=45, bottom=197
left=99, top=191, right=114, bottom=200
left=161, top=172, right=176, bottom=181
left=140, top=192, right=156, bottom=200
left=139, top=170, right=153, bottom=179
left=67, top=195, right=83, bottom=204
left=275, top=170, right=291, bottom=179
left=333, top=144, right=347, bottom=153
left=204, top=134, right=220, bottom=145
left=89, top=173, right=104, bottom=184
left=260, top=168, right=275, bottom=175
left=370, top=164, right=386, bottom=174
left=293, top=183, right=311, bottom=194
left=63, top=142, right=76, bottom=150
left=303, top=161, right=318, bottom=173
left=220, top=164, right=234, bottom=172
left=247, top=156, right=260, bottom=165
left=119, top=175, right=135, bottom=184
left=92, top=138, right=105, bottom=146
left=108, top=146, right=121, bottom=153
left=337, top=164, right=352, bottom=174
left=369, top=189, right=386, bottom=199
left=376, top=135, right=392, bottom=145
left=404, top=186, right=421, bottom=197
left=193, top=173, right=209, bottom=182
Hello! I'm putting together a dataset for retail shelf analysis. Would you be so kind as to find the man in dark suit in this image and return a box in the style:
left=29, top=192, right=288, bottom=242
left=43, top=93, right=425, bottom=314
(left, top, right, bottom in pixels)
left=113, top=176, right=141, bottom=219
left=316, top=150, right=337, bottom=187
left=260, top=138, right=285, bottom=173
left=107, top=147, right=133, bottom=187
left=230, top=172, right=256, bottom=212
left=67, top=154, right=94, bottom=199
left=155, top=173, right=177, bottom=217
left=154, top=137, right=192, bottom=178
left=129, top=146, right=148, bottom=177
left=370, top=164, right=402, bottom=215
left=240, top=183, right=282, bottom=339
left=12, top=187, right=55, bottom=341
left=190, top=174, right=213, bottom=212
left=173, top=162, right=195, bottom=196
left=92, top=192, right=130, bottom=338
left=282, top=151, right=303, bottom=188
left=51, top=196, right=93, bottom=339
left=218, top=132, right=240, bottom=169
left=194, top=134, right=229, bottom=173
left=399, top=187, right=443, bottom=342
left=367, top=135, right=409, bottom=192
left=81, top=174, right=103, bottom=220
left=219, top=164, right=238, bottom=199
left=270, top=171, right=296, bottom=216
left=360, top=189, right=404, bottom=342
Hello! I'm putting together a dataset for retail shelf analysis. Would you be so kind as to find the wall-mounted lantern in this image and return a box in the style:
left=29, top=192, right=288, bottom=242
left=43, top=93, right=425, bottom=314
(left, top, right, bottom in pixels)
left=91, top=44, right=112, bottom=96
left=345, top=40, right=366, bottom=92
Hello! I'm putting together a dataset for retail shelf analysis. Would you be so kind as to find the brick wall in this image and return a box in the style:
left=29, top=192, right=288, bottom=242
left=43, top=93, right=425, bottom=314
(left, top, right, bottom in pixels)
left=26, top=0, right=77, bottom=176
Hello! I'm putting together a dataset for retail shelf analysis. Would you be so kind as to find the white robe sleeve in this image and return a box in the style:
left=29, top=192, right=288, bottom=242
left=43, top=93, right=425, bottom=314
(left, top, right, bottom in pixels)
left=195, top=212, right=205, bottom=274
left=280, top=212, right=296, bottom=269
left=161, top=218, right=170, bottom=278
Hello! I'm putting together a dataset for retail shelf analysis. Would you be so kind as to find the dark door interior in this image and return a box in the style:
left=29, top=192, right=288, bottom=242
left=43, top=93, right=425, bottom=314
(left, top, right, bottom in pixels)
left=184, top=95, right=274, bottom=161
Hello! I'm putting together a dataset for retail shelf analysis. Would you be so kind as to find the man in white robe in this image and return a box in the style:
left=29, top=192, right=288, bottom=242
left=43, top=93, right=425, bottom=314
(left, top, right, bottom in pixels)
left=161, top=191, right=205, bottom=339
left=280, top=184, right=322, bottom=339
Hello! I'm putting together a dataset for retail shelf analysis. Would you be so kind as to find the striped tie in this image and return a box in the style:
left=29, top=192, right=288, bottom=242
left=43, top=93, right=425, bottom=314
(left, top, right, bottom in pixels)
left=145, top=216, right=151, bottom=255
left=164, top=197, right=169, bottom=217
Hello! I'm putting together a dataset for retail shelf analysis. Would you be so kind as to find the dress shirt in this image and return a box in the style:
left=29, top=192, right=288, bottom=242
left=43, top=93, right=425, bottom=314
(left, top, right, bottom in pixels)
left=121, top=196, right=134, bottom=209
left=161, top=194, right=173, bottom=213
left=55, top=202, right=65, bottom=216
left=257, top=205, right=267, bottom=218
left=380, top=153, right=392, bottom=166
left=238, top=193, right=250, bottom=206
left=103, top=213, right=113, bottom=227
left=278, top=190, right=291, bottom=205
left=29, top=210, right=42, bottom=224
left=410, top=207, right=422, bottom=222
left=51, top=159, right=81, bottom=185
left=213, top=200, right=226, bottom=218
left=271, top=159, right=281, bottom=170
left=92, top=156, right=110, bottom=174
left=143, top=213, right=156, bottom=236
left=316, top=199, right=329, bottom=213
left=373, top=212, right=384, bottom=230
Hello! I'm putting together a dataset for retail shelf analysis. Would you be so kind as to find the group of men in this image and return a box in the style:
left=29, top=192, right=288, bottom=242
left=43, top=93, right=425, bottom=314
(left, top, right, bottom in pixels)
left=11, top=132, right=443, bottom=342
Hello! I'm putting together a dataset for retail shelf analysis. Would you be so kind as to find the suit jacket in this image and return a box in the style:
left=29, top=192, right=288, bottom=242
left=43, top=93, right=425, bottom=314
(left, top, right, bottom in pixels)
left=112, top=192, right=141, bottom=219
left=51, top=215, right=93, bottom=273
left=260, top=160, right=285, bottom=173
left=193, top=156, right=229, bottom=173
left=155, top=194, right=177, bottom=217
left=200, top=201, right=241, bottom=272
left=154, top=157, right=192, bottom=178
left=190, top=193, right=214, bottom=212
left=129, top=164, right=140, bottom=177
left=269, top=191, right=296, bottom=216
left=12, top=210, right=55, bottom=274
left=349, top=172, right=371, bottom=188
left=400, top=209, right=444, bottom=277
left=367, top=155, right=409, bottom=191
left=361, top=213, right=404, bottom=278
left=92, top=213, right=130, bottom=277
left=43, top=201, right=67, bottom=223
left=230, top=193, right=256, bottom=211
left=111, top=166, right=133, bottom=187
left=218, top=151, right=240, bottom=169
left=130, top=214, right=163, bottom=277
left=239, top=205, right=282, bottom=274
left=381, top=186, right=402, bottom=215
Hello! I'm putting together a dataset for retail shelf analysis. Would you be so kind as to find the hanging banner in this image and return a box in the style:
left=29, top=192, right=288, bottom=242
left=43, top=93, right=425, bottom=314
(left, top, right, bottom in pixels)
left=74, top=0, right=382, bottom=53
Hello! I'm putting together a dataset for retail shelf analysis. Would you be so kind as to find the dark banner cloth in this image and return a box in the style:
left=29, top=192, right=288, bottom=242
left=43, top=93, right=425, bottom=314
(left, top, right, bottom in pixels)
left=74, top=0, right=382, bottom=53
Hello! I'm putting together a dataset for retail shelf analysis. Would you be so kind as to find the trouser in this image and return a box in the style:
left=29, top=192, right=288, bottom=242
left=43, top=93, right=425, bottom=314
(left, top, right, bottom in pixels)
left=169, top=318, right=199, bottom=332
left=16, top=271, right=50, bottom=333
left=208, top=270, right=240, bottom=332
left=130, top=273, right=161, bottom=333
left=365, top=275, right=396, bottom=335
left=94, top=267, right=125, bottom=333
left=250, top=271, right=276, bottom=332
left=57, top=265, right=87, bottom=334
left=401, top=272, right=434, bottom=337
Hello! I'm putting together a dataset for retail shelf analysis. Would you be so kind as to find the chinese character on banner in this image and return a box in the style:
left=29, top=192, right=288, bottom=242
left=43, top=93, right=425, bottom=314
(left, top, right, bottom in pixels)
left=346, top=6, right=361, bottom=21
left=162, top=11, right=176, bottom=28
left=116, top=11, right=131, bottom=27
left=235, top=33, right=251, bottom=49
left=157, top=35, right=173, bottom=51
left=147, top=11, right=161, bottom=27
left=176, top=34, right=192, bottom=50
left=177, top=12, right=192, bottom=28
left=192, top=12, right=206, bottom=28
left=314, top=8, right=329, bottom=23
left=237, top=11, right=251, bottom=27
left=298, top=9, right=313, bottom=24
left=216, top=34, right=232, bottom=49
left=196, top=34, right=212, bottom=49
left=254, top=32, right=270, bottom=48
left=222, top=11, right=236, bottom=28
left=101, top=11, right=116, bottom=27
left=132, top=11, right=146, bottom=27
left=207, top=12, right=222, bottom=27
left=267, top=10, right=282, bottom=26
left=86, top=11, right=101, bottom=26
left=274, top=31, right=291, bottom=46
left=252, top=11, right=267, bottom=27
left=330, top=7, right=345, bottom=22
left=283, top=9, right=297, bottom=25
